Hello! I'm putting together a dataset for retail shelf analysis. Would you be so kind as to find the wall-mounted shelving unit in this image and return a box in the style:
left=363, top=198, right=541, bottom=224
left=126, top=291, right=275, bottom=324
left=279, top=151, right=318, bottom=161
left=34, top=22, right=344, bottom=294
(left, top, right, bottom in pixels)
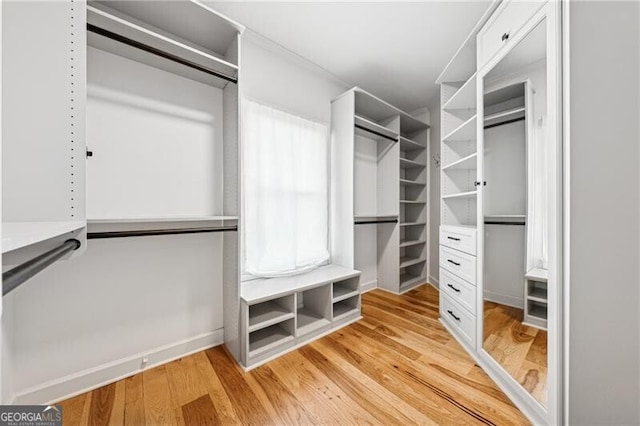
left=331, top=87, right=429, bottom=295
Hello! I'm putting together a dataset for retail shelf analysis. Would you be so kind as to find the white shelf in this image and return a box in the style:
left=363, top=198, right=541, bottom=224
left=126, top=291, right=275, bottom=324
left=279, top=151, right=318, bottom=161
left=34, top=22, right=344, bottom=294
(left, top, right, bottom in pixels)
left=87, top=4, right=239, bottom=88
left=400, top=179, right=426, bottom=187
left=332, top=297, right=359, bottom=320
left=2, top=221, right=86, bottom=254
left=527, top=287, right=548, bottom=303
left=443, top=115, right=477, bottom=143
left=400, top=257, right=426, bottom=268
left=248, top=324, right=294, bottom=357
left=442, top=190, right=477, bottom=200
left=400, top=200, right=425, bottom=204
left=399, top=273, right=424, bottom=290
left=526, top=268, right=549, bottom=283
left=248, top=301, right=294, bottom=333
left=399, top=136, right=425, bottom=151
left=333, top=282, right=359, bottom=303
left=443, top=73, right=477, bottom=111
left=354, top=114, right=398, bottom=141
left=297, top=308, right=330, bottom=335
left=527, top=303, right=548, bottom=320
left=241, top=265, right=360, bottom=305
left=484, top=107, right=526, bottom=127
left=400, top=222, right=426, bottom=227
left=400, top=239, right=426, bottom=248
left=442, top=153, right=478, bottom=171
left=87, top=216, right=238, bottom=233
left=400, top=158, right=426, bottom=169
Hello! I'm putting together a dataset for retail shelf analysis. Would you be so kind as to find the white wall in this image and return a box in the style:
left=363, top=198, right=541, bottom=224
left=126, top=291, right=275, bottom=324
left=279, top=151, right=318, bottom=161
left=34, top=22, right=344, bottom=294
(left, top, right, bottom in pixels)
left=567, top=1, right=640, bottom=423
left=427, top=94, right=441, bottom=286
left=4, top=30, right=348, bottom=404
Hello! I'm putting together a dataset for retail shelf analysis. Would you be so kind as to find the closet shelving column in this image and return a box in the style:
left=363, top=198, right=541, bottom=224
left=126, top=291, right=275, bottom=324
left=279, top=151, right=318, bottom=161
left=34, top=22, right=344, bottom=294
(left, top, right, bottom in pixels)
left=437, top=31, right=481, bottom=349
left=398, top=117, right=430, bottom=293
left=81, top=1, right=245, bottom=361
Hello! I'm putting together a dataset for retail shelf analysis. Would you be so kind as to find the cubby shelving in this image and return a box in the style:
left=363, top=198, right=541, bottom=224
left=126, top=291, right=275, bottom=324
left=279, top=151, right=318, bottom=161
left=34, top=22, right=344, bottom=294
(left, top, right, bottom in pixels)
left=333, top=295, right=360, bottom=320
left=241, top=265, right=361, bottom=369
left=442, top=153, right=478, bottom=171
left=400, top=158, right=426, bottom=169
left=524, top=268, right=549, bottom=330
left=442, top=72, right=478, bottom=112
left=443, top=115, right=477, bottom=142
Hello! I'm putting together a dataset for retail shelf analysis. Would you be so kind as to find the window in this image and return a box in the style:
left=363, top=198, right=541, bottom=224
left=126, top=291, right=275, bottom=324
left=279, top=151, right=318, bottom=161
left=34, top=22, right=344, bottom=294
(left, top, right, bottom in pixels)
left=242, top=99, right=330, bottom=277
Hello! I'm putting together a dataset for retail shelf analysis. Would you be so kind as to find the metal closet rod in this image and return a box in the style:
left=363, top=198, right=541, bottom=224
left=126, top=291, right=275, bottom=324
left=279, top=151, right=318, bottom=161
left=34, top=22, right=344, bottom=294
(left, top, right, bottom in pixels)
left=484, top=221, right=525, bottom=226
left=87, top=24, right=238, bottom=85
left=87, top=226, right=238, bottom=239
left=3, top=239, right=81, bottom=296
left=354, top=219, right=398, bottom=225
left=354, top=124, right=398, bottom=143
left=484, top=116, right=525, bottom=130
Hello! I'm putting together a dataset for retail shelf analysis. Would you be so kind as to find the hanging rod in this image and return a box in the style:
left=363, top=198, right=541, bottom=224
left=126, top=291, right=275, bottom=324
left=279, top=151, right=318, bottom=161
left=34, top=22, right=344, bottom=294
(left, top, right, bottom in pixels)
left=87, top=226, right=238, bottom=239
left=87, top=24, right=238, bottom=85
left=3, top=239, right=81, bottom=296
left=354, top=124, right=398, bottom=143
left=484, top=116, right=525, bottom=130
left=484, top=221, right=525, bottom=226
left=354, top=219, right=398, bottom=225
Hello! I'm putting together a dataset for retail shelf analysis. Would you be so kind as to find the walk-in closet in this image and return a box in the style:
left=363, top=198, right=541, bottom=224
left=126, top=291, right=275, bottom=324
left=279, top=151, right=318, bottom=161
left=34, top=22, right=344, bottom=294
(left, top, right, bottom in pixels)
left=1, top=1, right=639, bottom=425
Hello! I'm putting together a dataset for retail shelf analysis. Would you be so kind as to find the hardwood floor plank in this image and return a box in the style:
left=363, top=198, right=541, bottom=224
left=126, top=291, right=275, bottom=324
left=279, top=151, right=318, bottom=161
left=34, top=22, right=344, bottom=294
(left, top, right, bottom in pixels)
left=299, top=344, right=434, bottom=425
left=88, top=383, right=116, bottom=426
left=251, top=364, right=318, bottom=424
left=192, top=351, right=239, bottom=424
left=142, top=365, right=177, bottom=426
left=181, top=395, right=221, bottom=426
left=124, top=374, right=145, bottom=426
left=58, top=393, right=88, bottom=426
left=109, top=380, right=125, bottom=425
left=206, top=346, right=271, bottom=425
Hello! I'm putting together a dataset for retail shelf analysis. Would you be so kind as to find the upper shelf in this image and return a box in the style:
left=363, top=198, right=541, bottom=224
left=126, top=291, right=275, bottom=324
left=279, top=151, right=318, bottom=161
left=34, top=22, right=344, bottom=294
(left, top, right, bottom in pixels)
left=436, top=1, right=501, bottom=84
left=443, top=73, right=477, bottom=111
left=87, top=2, right=240, bottom=88
left=442, top=153, right=477, bottom=171
left=87, top=216, right=238, bottom=233
left=354, top=115, right=398, bottom=142
left=3, top=221, right=85, bottom=254
left=399, top=136, right=425, bottom=151
left=443, top=115, right=477, bottom=143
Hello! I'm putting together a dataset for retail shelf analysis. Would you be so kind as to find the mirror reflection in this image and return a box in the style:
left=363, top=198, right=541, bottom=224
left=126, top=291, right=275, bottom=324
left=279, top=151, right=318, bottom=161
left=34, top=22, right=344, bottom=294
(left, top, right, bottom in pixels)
left=482, top=18, right=548, bottom=407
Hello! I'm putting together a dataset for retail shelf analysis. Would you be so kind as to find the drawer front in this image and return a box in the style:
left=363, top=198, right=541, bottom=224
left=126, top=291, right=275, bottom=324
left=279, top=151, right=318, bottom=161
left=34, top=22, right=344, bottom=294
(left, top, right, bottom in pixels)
left=478, top=0, right=546, bottom=67
left=440, top=268, right=477, bottom=314
left=440, top=245, right=477, bottom=285
left=440, top=226, right=476, bottom=256
left=440, top=293, right=476, bottom=346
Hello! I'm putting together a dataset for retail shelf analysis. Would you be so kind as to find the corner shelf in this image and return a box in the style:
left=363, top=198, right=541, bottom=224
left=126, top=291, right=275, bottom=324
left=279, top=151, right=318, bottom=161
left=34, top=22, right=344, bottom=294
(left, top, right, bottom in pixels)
left=442, top=115, right=477, bottom=143
left=442, top=153, right=477, bottom=171
left=442, top=72, right=477, bottom=111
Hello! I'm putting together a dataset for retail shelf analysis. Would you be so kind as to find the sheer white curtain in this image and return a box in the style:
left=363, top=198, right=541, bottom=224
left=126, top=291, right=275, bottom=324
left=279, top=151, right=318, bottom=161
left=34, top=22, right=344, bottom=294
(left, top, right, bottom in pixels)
left=528, top=115, right=548, bottom=269
left=242, top=99, right=330, bottom=277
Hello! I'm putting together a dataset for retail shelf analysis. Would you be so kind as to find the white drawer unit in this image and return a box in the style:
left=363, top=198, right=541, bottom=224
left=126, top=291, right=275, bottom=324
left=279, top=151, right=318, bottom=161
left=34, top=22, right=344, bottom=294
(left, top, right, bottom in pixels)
left=477, top=0, right=546, bottom=68
left=440, top=245, right=477, bottom=285
left=440, top=268, right=477, bottom=315
left=440, top=225, right=477, bottom=256
left=440, top=293, right=476, bottom=347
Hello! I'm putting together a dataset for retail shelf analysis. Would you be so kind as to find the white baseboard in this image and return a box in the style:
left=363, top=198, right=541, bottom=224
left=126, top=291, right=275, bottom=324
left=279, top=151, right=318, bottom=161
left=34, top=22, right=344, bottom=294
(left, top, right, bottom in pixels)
left=483, top=291, right=524, bottom=309
left=428, top=275, right=439, bottom=288
left=360, top=279, right=378, bottom=293
left=14, top=329, right=224, bottom=405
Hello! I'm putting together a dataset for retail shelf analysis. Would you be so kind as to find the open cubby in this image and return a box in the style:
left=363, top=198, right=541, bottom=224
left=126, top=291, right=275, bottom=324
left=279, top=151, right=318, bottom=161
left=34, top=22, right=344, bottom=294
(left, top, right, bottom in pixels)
left=248, top=319, right=295, bottom=358
left=333, top=295, right=360, bottom=320
left=400, top=262, right=426, bottom=291
left=333, top=277, right=360, bottom=302
left=527, top=280, right=548, bottom=302
left=296, top=285, right=332, bottom=336
left=248, top=295, right=295, bottom=333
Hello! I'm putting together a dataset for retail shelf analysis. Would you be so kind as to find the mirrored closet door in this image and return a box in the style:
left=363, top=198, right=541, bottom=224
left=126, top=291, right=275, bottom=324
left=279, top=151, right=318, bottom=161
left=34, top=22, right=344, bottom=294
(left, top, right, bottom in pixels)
left=477, top=2, right=560, bottom=420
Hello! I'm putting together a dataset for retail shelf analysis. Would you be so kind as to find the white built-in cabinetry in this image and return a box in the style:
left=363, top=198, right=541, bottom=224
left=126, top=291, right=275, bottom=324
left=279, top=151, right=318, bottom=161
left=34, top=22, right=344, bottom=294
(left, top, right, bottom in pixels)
left=331, top=88, right=430, bottom=294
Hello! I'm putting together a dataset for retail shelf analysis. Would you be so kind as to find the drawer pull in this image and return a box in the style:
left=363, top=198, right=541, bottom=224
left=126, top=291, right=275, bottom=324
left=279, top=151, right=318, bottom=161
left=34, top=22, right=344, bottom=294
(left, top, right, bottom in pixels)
left=447, top=283, right=461, bottom=293
left=447, top=310, right=461, bottom=321
left=501, top=32, right=510, bottom=41
left=447, top=259, right=461, bottom=266
left=447, top=236, right=460, bottom=241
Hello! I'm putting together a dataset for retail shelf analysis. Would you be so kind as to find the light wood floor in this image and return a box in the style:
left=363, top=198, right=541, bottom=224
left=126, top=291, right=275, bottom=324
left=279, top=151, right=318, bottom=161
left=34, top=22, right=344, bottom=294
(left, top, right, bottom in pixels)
left=58, top=285, right=530, bottom=425
left=483, top=301, right=548, bottom=406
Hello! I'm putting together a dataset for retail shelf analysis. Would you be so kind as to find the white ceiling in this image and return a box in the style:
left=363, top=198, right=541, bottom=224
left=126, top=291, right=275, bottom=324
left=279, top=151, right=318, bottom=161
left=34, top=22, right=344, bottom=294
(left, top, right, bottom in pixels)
left=208, top=1, right=492, bottom=112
